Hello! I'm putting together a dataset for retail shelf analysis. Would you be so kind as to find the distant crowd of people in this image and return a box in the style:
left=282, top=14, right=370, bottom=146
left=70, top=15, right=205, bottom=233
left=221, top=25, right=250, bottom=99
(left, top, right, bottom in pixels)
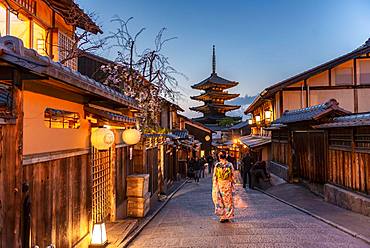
left=187, top=149, right=270, bottom=189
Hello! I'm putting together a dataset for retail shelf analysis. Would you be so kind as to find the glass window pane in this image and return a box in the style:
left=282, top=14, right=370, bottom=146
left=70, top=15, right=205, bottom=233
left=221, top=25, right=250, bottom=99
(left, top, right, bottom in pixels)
left=9, top=12, right=30, bottom=47
left=358, top=59, right=370, bottom=85
left=33, top=22, right=47, bottom=55
left=0, top=4, right=6, bottom=36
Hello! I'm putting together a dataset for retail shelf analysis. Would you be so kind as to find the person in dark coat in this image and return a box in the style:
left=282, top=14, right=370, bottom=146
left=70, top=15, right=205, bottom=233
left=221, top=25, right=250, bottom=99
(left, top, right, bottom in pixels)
left=193, top=157, right=201, bottom=183
left=206, top=154, right=214, bottom=176
left=241, top=150, right=253, bottom=189
left=199, top=157, right=206, bottom=178
left=188, top=157, right=196, bottom=180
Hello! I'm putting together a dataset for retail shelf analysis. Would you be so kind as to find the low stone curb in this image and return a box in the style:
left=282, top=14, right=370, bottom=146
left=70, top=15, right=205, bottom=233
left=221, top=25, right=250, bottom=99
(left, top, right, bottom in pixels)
left=120, top=179, right=189, bottom=247
left=255, top=187, right=370, bottom=245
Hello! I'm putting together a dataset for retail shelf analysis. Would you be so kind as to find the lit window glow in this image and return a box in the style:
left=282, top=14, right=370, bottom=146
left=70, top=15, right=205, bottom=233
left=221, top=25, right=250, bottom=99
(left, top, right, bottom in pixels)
left=10, top=12, right=30, bottom=47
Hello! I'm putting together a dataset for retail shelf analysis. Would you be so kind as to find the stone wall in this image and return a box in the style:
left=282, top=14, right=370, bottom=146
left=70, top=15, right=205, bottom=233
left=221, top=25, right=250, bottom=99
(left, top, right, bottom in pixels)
left=324, top=184, right=370, bottom=217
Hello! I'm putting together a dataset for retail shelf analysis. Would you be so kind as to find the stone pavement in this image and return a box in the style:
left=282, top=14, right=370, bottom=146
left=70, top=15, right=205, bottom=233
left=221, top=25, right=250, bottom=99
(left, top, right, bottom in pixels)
left=264, top=175, right=370, bottom=241
left=129, top=176, right=369, bottom=248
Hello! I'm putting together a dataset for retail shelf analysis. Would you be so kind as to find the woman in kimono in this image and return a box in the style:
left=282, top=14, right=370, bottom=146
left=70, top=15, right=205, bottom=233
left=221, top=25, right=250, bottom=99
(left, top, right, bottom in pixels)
left=212, top=150, right=235, bottom=222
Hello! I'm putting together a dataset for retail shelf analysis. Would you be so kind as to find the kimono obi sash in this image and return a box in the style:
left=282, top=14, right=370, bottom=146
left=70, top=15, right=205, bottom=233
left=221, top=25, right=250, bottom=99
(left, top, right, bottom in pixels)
left=215, top=163, right=233, bottom=180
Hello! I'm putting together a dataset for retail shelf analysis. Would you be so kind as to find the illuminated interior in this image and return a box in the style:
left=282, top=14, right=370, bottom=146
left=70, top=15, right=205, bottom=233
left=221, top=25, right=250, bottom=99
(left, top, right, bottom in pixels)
left=9, top=12, right=30, bottom=47
left=0, top=4, right=6, bottom=36
left=33, top=22, right=47, bottom=55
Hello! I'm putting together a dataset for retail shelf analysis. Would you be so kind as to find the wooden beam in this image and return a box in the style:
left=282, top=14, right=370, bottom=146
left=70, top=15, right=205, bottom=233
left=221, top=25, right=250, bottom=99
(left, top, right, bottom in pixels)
left=354, top=59, right=358, bottom=113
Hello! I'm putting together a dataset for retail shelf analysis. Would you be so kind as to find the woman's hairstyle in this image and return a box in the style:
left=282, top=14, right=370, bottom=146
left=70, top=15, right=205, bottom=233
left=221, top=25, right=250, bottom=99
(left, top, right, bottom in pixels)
left=218, top=150, right=227, bottom=159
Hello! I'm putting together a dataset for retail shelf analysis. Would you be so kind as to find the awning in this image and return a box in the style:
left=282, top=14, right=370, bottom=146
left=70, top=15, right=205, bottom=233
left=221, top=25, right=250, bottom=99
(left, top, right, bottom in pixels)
left=84, top=106, right=136, bottom=124
left=240, top=135, right=271, bottom=149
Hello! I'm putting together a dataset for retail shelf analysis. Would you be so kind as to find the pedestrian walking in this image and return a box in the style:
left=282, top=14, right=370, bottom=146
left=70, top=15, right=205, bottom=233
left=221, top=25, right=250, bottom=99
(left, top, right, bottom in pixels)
left=241, top=150, right=253, bottom=189
left=199, top=156, right=206, bottom=178
left=206, top=154, right=214, bottom=176
left=212, top=150, right=235, bottom=222
left=193, top=157, right=201, bottom=183
left=188, top=157, right=196, bottom=181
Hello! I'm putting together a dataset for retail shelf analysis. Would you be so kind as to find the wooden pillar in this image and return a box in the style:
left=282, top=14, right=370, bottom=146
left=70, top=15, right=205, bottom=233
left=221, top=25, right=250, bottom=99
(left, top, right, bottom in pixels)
left=0, top=69, right=23, bottom=247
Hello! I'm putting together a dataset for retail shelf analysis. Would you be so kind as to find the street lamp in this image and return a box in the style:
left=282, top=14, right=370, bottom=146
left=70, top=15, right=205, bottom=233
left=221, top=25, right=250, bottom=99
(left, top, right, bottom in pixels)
left=90, top=222, right=107, bottom=247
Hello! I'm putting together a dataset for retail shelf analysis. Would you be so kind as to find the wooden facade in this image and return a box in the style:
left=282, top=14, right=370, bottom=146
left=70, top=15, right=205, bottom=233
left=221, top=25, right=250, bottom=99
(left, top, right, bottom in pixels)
left=246, top=39, right=370, bottom=136
left=270, top=101, right=370, bottom=197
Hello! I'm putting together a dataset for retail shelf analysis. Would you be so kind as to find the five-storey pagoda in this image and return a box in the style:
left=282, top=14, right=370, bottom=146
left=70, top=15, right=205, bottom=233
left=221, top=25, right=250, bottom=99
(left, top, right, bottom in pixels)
left=190, top=46, right=241, bottom=126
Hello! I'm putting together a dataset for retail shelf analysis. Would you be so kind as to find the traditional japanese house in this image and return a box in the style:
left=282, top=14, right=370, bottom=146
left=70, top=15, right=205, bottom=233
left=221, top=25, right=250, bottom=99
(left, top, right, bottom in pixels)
left=190, top=46, right=241, bottom=129
left=313, top=112, right=370, bottom=216
left=79, top=52, right=189, bottom=199
left=268, top=99, right=349, bottom=182
left=178, top=114, right=213, bottom=157
left=269, top=100, right=369, bottom=216
left=246, top=38, right=370, bottom=135
left=245, top=38, right=370, bottom=170
left=0, top=34, right=141, bottom=247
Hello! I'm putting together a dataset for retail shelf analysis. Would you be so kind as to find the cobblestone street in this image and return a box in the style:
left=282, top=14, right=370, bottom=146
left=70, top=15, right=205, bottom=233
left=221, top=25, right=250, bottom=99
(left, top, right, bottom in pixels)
left=129, top=177, right=369, bottom=248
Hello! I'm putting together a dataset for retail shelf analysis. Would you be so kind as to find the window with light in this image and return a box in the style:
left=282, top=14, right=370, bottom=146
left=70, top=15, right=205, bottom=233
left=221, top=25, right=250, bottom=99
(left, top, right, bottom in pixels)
left=33, top=22, right=47, bottom=55
left=0, top=4, right=6, bottom=36
left=9, top=12, right=30, bottom=47
left=44, top=108, right=80, bottom=129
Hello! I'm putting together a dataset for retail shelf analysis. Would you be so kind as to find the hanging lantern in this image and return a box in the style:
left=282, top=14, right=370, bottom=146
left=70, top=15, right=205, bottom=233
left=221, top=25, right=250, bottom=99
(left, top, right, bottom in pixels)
left=122, top=128, right=142, bottom=145
left=204, top=135, right=211, bottom=141
left=248, top=119, right=253, bottom=125
left=91, top=128, right=115, bottom=150
left=265, top=110, right=272, bottom=120
left=90, top=222, right=107, bottom=247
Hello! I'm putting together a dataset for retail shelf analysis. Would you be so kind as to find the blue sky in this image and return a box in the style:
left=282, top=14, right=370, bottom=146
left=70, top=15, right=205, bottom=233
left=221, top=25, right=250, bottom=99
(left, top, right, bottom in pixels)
left=78, top=0, right=370, bottom=118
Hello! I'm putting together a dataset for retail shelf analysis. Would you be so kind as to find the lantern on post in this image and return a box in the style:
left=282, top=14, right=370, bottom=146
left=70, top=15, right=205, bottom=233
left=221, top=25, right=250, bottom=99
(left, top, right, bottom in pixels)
left=90, top=222, right=107, bottom=247
left=91, top=128, right=115, bottom=150
left=122, top=128, right=142, bottom=145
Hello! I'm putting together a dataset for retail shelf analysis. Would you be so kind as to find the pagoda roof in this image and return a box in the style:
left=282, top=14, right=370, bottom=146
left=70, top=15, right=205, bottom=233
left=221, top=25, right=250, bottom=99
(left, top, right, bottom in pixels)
left=191, top=73, right=238, bottom=90
left=191, top=91, right=239, bottom=101
left=190, top=103, right=240, bottom=113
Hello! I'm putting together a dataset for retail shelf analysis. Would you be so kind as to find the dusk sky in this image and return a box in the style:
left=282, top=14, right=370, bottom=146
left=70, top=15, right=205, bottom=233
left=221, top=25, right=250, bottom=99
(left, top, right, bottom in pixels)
left=77, top=0, right=370, bottom=118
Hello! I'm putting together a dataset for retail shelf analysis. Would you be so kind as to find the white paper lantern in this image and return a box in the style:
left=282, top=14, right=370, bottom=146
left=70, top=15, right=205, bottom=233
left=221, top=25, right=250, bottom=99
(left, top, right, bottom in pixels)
left=91, top=128, right=115, bottom=150
left=122, top=128, right=142, bottom=145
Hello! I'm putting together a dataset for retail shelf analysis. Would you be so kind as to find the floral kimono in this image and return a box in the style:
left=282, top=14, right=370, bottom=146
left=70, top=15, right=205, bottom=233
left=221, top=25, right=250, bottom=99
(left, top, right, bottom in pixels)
left=212, top=161, right=235, bottom=220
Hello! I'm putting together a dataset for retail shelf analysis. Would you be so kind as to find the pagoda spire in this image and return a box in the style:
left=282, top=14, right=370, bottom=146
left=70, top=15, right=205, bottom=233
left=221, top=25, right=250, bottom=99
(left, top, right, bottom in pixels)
left=212, top=45, right=216, bottom=75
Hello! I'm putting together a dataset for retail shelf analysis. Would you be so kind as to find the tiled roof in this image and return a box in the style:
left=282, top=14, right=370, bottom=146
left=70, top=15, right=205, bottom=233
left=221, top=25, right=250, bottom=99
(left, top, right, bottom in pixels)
left=230, top=121, right=249, bottom=130
left=191, top=73, right=238, bottom=90
left=314, top=112, right=370, bottom=128
left=274, top=99, right=349, bottom=124
left=240, top=135, right=271, bottom=149
left=0, top=36, right=139, bottom=110
left=245, top=38, right=370, bottom=114
left=172, top=129, right=189, bottom=139
left=46, top=0, right=102, bottom=34
left=84, top=106, right=136, bottom=124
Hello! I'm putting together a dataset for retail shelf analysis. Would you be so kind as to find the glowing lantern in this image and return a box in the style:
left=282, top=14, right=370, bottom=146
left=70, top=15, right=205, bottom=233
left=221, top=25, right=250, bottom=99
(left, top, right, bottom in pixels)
left=205, top=135, right=211, bottom=141
left=248, top=119, right=253, bottom=125
left=265, top=110, right=272, bottom=120
left=90, top=222, right=107, bottom=247
left=91, top=128, right=115, bottom=150
left=122, top=128, right=142, bottom=145
left=255, top=115, right=261, bottom=123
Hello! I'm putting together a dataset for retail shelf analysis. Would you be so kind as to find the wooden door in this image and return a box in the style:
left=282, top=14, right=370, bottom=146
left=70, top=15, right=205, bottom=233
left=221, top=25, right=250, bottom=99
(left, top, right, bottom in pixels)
left=293, top=131, right=327, bottom=184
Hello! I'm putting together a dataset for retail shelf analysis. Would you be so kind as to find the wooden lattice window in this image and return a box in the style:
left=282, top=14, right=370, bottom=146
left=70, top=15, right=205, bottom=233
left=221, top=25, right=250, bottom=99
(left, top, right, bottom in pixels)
left=58, top=31, right=77, bottom=70
left=0, top=82, right=12, bottom=117
left=92, top=148, right=112, bottom=223
left=329, top=128, right=352, bottom=148
left=355, top=127, right=370, bottom=150
left=44, top=108, right=80, bottom=129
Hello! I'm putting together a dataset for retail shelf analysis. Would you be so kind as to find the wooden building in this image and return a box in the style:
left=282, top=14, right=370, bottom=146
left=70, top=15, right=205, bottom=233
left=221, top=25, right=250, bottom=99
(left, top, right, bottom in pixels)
left=190, top=46, right=240, bottom=127
left=269, top=100, right=369, bottom=216
left=245, top=38, right=370, bottom=136
left=0, top=35, right=140, bottom=247
left=268, top=99, right=349, bottom=182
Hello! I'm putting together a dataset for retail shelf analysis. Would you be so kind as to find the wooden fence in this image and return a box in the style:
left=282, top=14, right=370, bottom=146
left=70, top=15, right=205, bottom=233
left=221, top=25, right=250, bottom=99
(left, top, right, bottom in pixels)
left=22, top=153, right=91, bottom=248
